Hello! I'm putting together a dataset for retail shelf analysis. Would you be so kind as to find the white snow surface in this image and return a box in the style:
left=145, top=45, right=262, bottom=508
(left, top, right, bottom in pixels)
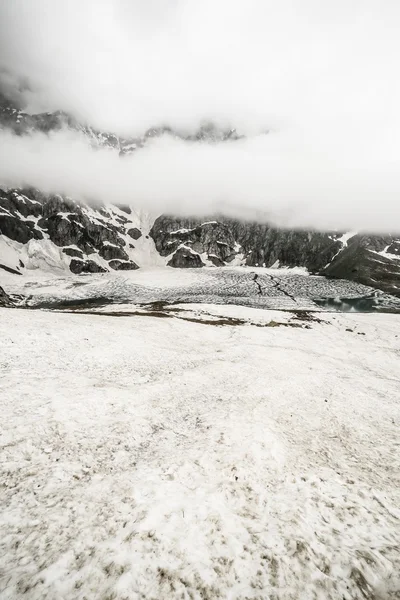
left=370, top=247, right=400, bottom=262
left=1, top=305, right=400, bottom=599
left=0, top=236, right=70, bottom=273
left=335, top=231, right=358, bottom=247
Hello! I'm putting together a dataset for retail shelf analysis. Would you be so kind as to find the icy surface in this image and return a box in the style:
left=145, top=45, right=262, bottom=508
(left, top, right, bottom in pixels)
left=3, top=266, right=400, bottom=313
left=1, top=305, right=400, bottom=599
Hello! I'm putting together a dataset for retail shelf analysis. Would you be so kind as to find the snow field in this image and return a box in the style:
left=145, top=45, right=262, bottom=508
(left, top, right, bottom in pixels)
left=1, top=306, right=399, bottom=599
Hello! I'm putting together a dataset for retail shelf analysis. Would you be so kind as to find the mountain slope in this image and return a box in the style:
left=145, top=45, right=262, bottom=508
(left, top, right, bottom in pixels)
left=0, top=187, right=166, bottom=274
left=1, top=91, right=400, bottom=296
left=149, top=215, right=343, bottom=272
left=323, top=234, right=400, bottom=296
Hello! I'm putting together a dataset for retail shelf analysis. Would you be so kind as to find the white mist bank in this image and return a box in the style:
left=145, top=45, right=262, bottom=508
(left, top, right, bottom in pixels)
left=1, top=127, right=400, bottom=232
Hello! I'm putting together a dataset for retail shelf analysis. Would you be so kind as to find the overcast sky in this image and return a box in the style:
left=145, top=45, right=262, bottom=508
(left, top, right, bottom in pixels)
left=0, top=0, right=399, bottom=231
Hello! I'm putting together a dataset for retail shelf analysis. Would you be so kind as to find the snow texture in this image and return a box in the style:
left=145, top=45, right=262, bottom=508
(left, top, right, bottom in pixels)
left=2, top=266, right=394, bottom=313
left=1, top=303, right=400, bottom=600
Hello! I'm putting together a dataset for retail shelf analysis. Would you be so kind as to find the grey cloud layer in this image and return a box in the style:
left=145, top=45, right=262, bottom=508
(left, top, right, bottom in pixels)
left=1, top=128, right=399, bottom=231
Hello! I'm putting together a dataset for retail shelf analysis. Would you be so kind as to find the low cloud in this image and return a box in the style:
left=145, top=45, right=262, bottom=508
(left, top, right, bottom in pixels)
left=1, top=126, right=399, bottom=232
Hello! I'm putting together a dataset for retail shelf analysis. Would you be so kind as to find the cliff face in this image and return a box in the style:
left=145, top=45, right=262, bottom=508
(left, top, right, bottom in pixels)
left=1, top=92, right=400, bottom=296
left=0, top=187, right=142, bottom=274
left=322, top=234, right=400, bottom=296
left=149, top=215, right=342, bottom=272
left=149, top=217, right=400, bottom=296
left=0, top=285, right=13, bottom=306
left=149, top=217, right=242, bottom=268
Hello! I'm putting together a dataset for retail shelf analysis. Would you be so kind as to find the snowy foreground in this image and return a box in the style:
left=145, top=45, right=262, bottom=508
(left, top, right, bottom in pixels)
left=1, top=304, right=400, bottom=600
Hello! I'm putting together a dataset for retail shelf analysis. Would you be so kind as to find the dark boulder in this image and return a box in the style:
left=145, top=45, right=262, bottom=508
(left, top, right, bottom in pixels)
left=99, top=244, right=129, bottom=261
left=108, top=260, right=139, bottom=270
left=322, top=235, right=400, bottom=297
left=69, top=259, right=107, bottom=274
left=150, top=217, right=239, bottom=265
left=167, top=247, right=205, bottom=268
left=127, top=227, right=142, bottom=240
left=0, top=215, right=43, bottom=244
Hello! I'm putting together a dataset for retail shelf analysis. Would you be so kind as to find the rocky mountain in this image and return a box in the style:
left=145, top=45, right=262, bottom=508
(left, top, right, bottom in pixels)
left=149, top=215, right=343, bottom=272
left=0, top=187, right=148, bottom=274
left=150, top=217, right=400, bottom=297
left=1, top=91, right=400, bottom=297
left=322, top=234, right=400, bottom=296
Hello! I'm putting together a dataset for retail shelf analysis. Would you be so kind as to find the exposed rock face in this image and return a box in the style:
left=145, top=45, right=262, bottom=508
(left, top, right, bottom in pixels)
left=222, top=219, right=342, bottom=272
left=167, top=246, right=205, bottom=268
left=0, top=285, right=13, bottom=306
left=150, top=215, right=341, bottom=272
left=0, top=187, right=145, bottom=275
left=62, top=247, right=84, bottom=259
left=0, top=91, right=121, bottom=148
left=150, top=217, right=240, bottom=266
left=323, top=235, right=400, bottom=296
left=99, top=244, right=129, bottom=262
left=149, top=216, right=400, bottom=295
left=0, top=213, right=43, bottom=244
left=108, top=259, right=139, bottom=270
left=69, top=259, right=107, bottom=274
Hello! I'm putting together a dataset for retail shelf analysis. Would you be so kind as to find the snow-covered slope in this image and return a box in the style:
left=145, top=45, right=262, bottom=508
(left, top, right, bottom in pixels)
left=0, top=188, right=165, bottom=275
left=1, top=305, right=399, bottom=599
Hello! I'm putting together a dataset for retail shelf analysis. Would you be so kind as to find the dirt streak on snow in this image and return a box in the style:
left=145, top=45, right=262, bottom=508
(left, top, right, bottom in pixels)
left=0, top=307, right=399, bottom=600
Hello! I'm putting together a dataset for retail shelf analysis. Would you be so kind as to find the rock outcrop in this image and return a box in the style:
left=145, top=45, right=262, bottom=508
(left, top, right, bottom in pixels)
left=69, top=259, right=107, bottom=274
left=109, top=259, right=139, bottom=270
left=0, top=285, right=14, bottom=306
left=150, top=217, right=241, bottom=267
left=167, top=246, right=205, bottom=268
